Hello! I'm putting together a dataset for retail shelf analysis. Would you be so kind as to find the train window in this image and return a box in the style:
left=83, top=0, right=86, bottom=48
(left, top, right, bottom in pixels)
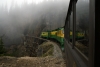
left=62, top=30, right=64, bottom=34
left=75, top=0, right=89, bottom=58
left=43, top=33, right=45, bottom=34
left=69, top=12, right=73, bottom=42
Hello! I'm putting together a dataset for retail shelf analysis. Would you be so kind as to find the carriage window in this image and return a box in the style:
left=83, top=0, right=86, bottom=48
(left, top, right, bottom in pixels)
left=75, top=0, right=89, bottom=58
left=69, top=12, right=73, bottom=42
left=62, top=30, right=64, bottom=34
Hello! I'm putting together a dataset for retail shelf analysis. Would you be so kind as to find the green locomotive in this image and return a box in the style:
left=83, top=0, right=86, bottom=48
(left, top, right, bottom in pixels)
left=40, top=27, right=84, bottom=51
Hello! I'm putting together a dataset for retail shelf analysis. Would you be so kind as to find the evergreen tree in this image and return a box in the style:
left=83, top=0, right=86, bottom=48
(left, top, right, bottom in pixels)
left=0, top=37, right=6, bottom=56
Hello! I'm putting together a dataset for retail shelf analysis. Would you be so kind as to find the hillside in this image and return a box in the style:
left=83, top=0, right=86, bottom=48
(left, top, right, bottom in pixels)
left=0, top=56, right=66, bottom=67
left=0, top=41, right=66, bottom=67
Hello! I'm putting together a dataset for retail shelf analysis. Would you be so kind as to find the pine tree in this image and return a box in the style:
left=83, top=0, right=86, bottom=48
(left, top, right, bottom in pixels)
left=0, top=37, right=6, bottom=56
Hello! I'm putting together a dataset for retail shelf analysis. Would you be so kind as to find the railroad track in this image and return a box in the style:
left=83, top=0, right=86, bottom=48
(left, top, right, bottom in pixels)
left=24, top=35, right=66, bottom=59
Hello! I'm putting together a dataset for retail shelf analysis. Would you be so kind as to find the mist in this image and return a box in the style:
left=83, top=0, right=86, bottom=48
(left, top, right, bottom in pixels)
left=0, top=0, right=69, bottom=46
left=0, top=0, right=89, bottom=46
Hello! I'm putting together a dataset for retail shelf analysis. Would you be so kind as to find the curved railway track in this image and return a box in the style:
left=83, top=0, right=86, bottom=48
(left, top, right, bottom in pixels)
left=23, top=35, right=65, bottom=58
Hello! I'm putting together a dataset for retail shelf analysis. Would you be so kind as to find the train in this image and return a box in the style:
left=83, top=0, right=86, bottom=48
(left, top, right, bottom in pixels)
left=40, top=27, right=85, bottom=51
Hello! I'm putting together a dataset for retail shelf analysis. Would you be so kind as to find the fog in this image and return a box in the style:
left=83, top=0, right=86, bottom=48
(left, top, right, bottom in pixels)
left=0, top=0, right=70, bottom=46
left=0, top=0, right=89, bottom=46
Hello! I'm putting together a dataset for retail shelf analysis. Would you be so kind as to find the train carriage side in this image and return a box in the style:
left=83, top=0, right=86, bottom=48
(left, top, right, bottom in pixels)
left=56, top=28, right=64, bottom=50
left=64, top=0, right=95, bottom=67
left=50, top=30, right=57, bottom=39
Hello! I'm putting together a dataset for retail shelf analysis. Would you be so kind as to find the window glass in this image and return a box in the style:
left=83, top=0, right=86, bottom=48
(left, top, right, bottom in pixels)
left=75, top=0, right=89, bottom=57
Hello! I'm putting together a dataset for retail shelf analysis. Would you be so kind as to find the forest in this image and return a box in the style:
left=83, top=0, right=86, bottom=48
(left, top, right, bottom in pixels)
left=0, top=0, right=89, bottom=56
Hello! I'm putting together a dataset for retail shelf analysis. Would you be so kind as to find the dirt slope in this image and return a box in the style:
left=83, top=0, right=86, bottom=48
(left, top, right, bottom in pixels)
left=0, top=56, right=66, bottom=67
left=0, top=41, right=66, bottom=67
